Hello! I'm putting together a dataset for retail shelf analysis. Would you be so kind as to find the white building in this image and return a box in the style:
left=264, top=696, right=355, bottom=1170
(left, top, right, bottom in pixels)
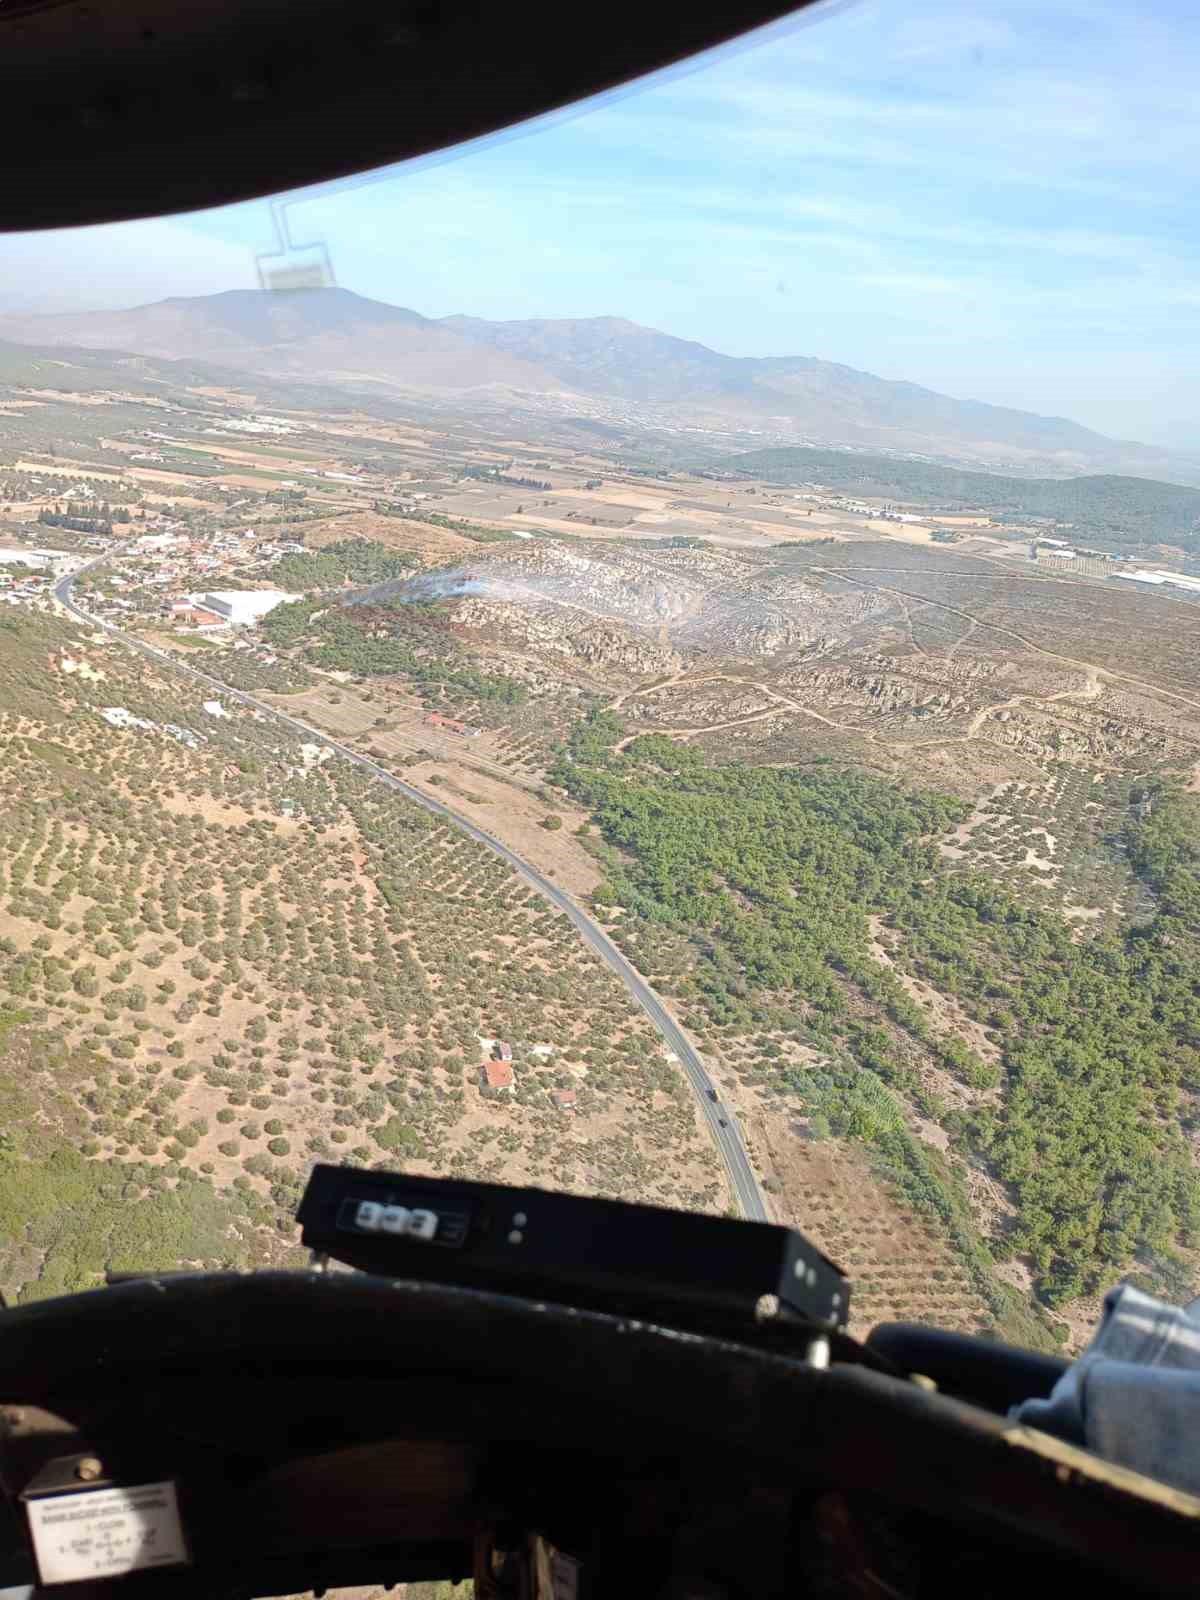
left=1115, top=569, right=1169, bottom=586
left=0, top=548, right=60, bottom=570
left=1115, top=569, right=1200, bottom=594
left=100, top=707, right=155, bottom=731
left=195, top=589, right=299, bottom=626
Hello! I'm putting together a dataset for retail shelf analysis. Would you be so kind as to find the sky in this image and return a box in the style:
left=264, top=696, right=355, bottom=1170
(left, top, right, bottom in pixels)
left=2, top=0, right=1198, bottom=445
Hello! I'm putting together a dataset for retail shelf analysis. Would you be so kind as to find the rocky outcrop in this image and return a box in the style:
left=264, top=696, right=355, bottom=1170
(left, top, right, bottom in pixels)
left=452, top=596, right=682, bottom=678
left=396, top=541, right=891, bottom=673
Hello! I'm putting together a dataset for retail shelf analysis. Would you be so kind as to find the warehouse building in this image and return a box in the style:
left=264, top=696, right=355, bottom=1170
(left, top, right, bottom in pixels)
left=194, top=589, right=299, bottom=626
left=1114, top=569, right=1200, bottom=595
left=0, top=548, right=62, bottom=571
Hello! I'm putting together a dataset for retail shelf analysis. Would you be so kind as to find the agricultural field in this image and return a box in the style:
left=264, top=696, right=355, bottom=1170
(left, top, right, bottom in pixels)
left=0, top=611, right=725, bottom=1300
left=6, top=342, right=1200, bottom=1347
left=756, top=1133, right=993, bottom=1340
left=938, top=766, right=1157, bottom=927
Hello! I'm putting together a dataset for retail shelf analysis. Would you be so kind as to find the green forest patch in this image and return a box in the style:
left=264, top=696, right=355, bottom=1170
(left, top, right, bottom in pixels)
left=555, top=714, right=1200, bottom=1312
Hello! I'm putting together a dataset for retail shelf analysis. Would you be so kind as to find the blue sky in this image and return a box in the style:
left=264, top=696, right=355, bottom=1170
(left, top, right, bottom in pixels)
left=3, top=0, right=1198, bottom=445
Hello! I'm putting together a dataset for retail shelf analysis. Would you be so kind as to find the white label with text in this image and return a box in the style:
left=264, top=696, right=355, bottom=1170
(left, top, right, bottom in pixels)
left=27, top=1480, right=188, bottom=1584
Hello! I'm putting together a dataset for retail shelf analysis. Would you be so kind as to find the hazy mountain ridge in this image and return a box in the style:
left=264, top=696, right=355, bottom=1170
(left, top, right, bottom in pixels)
left=0, top=290, right=557, bottom=395
left=2, top=287, right=1198, bottom=483
left=447, top=312, right=1122, bottom=456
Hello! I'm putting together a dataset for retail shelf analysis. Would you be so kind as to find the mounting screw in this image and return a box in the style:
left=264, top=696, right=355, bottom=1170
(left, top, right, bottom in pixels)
left=76, top=1458, right=103, bottom=1482
left=754, top=1293, right=780, bottom=1323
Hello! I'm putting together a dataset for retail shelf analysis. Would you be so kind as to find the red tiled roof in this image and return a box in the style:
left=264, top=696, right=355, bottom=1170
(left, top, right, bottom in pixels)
left=484, top=1061, right=514, bottom=1089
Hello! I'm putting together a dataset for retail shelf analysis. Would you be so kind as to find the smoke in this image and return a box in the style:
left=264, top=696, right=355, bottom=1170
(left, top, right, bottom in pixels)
left=354, top=556, right=706, bottom=625
left=343, top=546, right=890, bottom=657
left=347, top=566, right=544, bottom=608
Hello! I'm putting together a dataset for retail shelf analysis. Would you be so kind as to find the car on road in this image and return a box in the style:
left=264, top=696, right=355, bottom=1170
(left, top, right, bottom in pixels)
left=706, top=1088, right=719, bottom=1103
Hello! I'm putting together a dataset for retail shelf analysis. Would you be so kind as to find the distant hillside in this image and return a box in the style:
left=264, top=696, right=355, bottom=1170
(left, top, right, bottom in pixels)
left=0, top=289, right=562, bottom=396
left=3, top=289, right=1200, bottom=482
left=441, top=311, right=1200, bottom=482
left=718, top=447, right=1200, bottom=551
left=447, top=312, right=1127, bottom=453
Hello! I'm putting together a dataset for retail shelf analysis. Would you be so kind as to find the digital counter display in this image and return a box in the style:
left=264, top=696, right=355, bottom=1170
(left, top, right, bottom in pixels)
left=336, top=1196, right=471, bottom=1249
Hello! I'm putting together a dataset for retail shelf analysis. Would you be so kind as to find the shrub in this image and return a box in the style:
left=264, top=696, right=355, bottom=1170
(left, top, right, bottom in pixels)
left=372, top=1117, right=423, bottom=1157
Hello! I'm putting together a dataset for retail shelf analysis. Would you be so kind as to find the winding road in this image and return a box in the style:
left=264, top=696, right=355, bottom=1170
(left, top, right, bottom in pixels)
left=54, top=560, right=768, bottom=1222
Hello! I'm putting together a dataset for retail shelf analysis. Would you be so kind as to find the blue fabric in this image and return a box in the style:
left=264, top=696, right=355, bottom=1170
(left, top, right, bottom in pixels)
left=1013, top=1284, right=1200, bottom=1494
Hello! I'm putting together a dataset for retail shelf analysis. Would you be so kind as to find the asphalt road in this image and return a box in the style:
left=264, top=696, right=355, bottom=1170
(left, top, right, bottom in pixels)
left=55, top=563, right=768, bottom=1221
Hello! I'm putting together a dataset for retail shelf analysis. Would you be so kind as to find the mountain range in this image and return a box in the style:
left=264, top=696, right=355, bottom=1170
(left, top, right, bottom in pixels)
left=0, top=287, right=1195, bottom=483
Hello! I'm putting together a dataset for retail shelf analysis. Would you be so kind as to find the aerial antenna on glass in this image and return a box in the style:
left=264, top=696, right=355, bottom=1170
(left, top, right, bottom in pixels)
left=256, top=198, right=336, bottom=293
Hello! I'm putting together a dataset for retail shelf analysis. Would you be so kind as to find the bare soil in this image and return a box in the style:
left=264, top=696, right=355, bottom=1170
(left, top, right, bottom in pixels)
left=264, top=685, right=602, bottom=896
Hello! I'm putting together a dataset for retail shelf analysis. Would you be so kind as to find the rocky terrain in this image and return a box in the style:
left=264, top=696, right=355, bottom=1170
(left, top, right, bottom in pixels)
left=365, top=540, right=894, bottom=678
left=336, top=535, right=1200, bottom=953
left=360, top=538, right=1200, bottom=792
